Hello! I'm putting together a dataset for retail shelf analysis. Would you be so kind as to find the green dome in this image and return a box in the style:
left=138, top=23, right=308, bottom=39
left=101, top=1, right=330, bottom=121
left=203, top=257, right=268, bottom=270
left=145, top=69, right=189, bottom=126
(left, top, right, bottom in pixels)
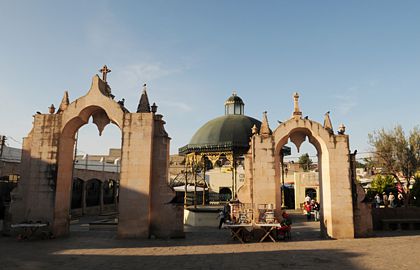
left=179, top=115, right=261, bottom=154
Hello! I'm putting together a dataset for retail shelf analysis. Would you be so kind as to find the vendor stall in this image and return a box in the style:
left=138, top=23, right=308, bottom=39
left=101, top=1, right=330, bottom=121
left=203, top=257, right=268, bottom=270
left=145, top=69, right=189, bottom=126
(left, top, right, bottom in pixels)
left=222, top=202, right=290, bottom=243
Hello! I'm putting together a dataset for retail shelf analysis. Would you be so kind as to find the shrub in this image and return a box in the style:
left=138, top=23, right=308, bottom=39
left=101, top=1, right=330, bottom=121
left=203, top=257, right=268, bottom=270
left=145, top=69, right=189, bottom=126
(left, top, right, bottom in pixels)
left=410, top=177, right=420, bottom=207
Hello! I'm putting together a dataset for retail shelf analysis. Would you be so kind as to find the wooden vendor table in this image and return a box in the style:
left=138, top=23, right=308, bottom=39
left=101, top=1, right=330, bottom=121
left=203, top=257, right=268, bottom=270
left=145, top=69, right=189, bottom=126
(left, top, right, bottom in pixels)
left=223, top=223, right=284, bottom=243
left=255, top=223, right=282, bottom=242
left=222, top=223, right=253, bottom=244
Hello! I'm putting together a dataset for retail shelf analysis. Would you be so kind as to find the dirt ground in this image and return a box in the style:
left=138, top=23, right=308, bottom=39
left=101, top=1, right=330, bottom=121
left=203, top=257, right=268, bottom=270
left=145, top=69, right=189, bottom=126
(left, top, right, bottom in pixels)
left=1, top=211, right=419, bottom=270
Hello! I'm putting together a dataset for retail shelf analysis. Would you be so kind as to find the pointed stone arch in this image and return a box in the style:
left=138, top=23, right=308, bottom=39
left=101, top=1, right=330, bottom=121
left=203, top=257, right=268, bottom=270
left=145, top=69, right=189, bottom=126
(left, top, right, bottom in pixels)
left=238, top=93, right=370, bottom=239
left=11, top=72, right=183, bottom=239
left=272, top=118, right=354, bottom=238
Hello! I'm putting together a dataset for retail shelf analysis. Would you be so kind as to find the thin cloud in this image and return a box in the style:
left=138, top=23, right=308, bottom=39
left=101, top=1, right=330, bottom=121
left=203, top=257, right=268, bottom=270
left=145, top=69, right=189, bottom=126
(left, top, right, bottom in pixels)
left=334, top=79, right=381, bottom=115
left=160, top=100, right=193, bottom=112
left=114, top=63, right=182, bottom=86
left=334, top=93, right=358, bottom=115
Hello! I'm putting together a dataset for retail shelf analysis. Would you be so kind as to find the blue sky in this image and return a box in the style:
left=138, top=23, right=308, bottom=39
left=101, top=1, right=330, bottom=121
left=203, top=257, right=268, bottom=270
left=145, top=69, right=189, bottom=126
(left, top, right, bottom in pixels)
left=0, top=1, right=419, bottom=158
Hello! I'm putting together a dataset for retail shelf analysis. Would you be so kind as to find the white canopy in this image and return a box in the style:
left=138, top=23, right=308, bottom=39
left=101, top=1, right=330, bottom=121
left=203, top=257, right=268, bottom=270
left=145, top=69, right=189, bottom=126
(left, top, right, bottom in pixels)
left=173, top=185, right=208, bottom=192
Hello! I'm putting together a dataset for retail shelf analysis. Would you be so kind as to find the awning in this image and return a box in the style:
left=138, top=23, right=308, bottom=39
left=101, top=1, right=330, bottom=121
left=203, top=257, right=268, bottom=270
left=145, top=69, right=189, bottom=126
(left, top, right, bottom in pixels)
left=173, top=185, right=208, bottom=192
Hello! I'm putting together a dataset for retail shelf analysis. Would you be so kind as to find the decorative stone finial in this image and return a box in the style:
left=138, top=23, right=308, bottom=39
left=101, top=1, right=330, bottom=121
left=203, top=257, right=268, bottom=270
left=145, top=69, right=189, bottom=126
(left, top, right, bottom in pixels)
left=260, top=111, right=271, bottom=136
left=57, top=91, right=69, bottom=114
left=137, top=83, right=151, bottom=113
left=293, top=92, right=302, bottom=118
left=232, top=90, right=237, bottom=96
left=323, top=111, right=333, bottom=133
left=251, top=124, right=258, bottom=135
left=99, top=65, right=111, bottom=82
left=49, top=104, right=56, bottom=114
left=338, top=123, right=346, bottom=135
left=117, top=98, right=125, bottom=106
left=151, top=102, right=158, bottom=113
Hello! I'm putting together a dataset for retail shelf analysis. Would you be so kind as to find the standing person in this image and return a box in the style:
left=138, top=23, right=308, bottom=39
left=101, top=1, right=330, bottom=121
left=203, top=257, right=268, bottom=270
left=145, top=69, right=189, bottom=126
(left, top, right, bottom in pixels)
left=397, top=192, right=404, bottom=207
left=382, top=192, right=389, bottom=208
left=374, top=193, right=381, bottom=208
left=304, top=201, right=312, bottom=221
left=217, top=209, right=225, bottom=229
left=388, top=192, right=396, bottom=208
left=305, top=194, right=311, bottom=203
left=312, top=201, right=321, bottom=221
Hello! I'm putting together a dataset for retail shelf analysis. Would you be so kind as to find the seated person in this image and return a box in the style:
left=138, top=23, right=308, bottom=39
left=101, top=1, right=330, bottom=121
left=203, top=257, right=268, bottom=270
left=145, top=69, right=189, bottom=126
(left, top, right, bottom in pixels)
left=280, top=211, right=292, bottom=226
left=277, top=211, right=292, bottom=239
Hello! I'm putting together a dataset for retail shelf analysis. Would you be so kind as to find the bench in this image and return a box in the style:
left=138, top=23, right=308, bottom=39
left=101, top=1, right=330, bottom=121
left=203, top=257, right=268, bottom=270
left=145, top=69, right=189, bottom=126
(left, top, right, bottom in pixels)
left=381, top=219, right=420, bottom=231
left=11, top=223, right=51, bottom=240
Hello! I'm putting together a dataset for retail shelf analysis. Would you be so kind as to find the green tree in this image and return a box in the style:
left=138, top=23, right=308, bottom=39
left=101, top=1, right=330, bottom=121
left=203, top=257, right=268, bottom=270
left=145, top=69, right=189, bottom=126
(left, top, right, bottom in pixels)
left=298, top=153, right=313, bottom=172
left=368, top=125, right=420, bottom=205
left=370, top=174, right=395, bottom=194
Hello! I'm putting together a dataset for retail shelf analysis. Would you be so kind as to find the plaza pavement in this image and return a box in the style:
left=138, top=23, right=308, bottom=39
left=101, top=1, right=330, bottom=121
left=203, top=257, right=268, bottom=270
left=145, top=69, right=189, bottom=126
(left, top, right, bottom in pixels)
left=1, top=211, right=420, bottom=270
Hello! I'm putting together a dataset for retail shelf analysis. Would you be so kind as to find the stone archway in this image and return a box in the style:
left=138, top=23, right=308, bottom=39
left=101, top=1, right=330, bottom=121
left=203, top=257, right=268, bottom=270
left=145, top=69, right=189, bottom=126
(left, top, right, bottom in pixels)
left=238, top=93, right=371, bottom=239
left=272, top=118, right=354, bottom=238
left=10, top=70, right=184, bottom=238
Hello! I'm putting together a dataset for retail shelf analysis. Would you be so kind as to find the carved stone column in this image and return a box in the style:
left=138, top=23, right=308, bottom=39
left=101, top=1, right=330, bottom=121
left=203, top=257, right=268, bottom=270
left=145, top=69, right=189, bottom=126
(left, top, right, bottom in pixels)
left=81, top=181, right=87, bottom=215
left=100, top=181, right=105, bottom=213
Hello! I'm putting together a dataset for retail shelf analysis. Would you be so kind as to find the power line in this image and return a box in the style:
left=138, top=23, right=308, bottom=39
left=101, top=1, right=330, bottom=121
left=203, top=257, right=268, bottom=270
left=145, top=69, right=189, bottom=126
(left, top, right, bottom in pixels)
left=6, top=136, right=22, bottom=145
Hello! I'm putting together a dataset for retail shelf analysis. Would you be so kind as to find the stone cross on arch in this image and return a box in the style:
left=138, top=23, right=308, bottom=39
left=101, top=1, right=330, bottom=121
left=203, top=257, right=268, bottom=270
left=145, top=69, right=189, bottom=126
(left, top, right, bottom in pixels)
left=99, top=65, right=111, bottom=82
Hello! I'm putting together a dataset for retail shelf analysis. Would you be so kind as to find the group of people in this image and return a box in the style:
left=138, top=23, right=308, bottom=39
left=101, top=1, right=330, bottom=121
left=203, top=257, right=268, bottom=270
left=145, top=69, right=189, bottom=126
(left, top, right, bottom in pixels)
left=304, top=194, right=320, bottom=221
left=374, top=191, right=404, bottom=208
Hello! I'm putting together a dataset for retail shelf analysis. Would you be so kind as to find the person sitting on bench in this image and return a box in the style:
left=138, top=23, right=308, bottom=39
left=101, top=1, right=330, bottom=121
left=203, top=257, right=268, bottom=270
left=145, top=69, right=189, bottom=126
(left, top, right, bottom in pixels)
left=277, top=211, right=292, bottom=239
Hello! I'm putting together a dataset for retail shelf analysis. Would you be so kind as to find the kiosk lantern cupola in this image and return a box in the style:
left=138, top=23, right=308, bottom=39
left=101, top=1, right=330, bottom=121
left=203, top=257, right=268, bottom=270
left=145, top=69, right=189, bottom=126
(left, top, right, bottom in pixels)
left=225, top=91, right=244, bottom=115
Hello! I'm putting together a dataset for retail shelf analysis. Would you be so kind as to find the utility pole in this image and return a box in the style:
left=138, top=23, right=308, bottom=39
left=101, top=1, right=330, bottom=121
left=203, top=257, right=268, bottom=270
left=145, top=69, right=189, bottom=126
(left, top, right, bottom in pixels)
left=0, top=135, right=5, bottom=178
left=0, top=135, right=6, bottom=158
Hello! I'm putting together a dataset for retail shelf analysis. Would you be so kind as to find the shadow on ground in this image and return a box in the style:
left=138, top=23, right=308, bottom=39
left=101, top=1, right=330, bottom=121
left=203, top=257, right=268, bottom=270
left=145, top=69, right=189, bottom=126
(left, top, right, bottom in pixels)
left=0, top=237, right=361, bottom=270
left=3, top=210, right=420, bottom=269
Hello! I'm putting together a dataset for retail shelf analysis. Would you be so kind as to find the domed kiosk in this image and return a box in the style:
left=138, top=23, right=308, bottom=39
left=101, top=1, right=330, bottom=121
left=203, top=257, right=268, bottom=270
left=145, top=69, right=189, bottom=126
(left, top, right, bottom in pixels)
left=182, top=93, right=262, bottom=155
left=179, top=92, right=290, bottom=205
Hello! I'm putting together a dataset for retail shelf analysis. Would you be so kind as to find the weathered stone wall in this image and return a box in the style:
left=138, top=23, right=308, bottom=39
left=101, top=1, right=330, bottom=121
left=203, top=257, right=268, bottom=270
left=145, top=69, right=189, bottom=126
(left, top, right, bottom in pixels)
left=353, top=183, right=373, bottom=237
left=11, top=114, right=61, bottom=224
left=294, top=171, right=319, bottom=209
left=238, top=134, right=281, bottom=220
left=118, top=112, right=154, bottom=238
left=0, top=161, right=20, bottom=178
left=350, top=153, right=373, bottom=237
left=371, top=207, right=420, bottom=230
left=322, top=134, right=354, bottom=239
left=150, top=115, right=184, bottom=238
left=183, top=208, right=219, bottom=227
left=73, top=169, right=119, bottom=183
